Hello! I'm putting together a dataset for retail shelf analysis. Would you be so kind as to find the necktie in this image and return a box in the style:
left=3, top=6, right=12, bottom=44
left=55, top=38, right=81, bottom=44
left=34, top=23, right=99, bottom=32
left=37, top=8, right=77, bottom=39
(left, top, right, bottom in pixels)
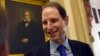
left=57, top=45, right=67, bottom=56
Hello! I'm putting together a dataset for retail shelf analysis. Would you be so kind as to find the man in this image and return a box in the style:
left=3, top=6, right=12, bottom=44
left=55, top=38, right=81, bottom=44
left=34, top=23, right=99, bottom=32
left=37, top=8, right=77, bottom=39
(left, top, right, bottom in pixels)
left=25, top=2, right=94, bottom=56
left=10, top=9, right=45, bottom=53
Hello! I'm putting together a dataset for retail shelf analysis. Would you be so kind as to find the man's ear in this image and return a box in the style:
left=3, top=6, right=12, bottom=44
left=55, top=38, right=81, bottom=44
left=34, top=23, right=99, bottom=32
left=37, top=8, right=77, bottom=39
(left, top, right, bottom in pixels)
left=64, top=16, right=68, bottom=25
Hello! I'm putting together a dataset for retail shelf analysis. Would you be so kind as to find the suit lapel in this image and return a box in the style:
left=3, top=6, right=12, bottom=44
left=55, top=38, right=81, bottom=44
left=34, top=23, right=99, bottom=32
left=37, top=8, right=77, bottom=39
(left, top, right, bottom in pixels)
left=68, top=40, right=81, bottom=56
left=38, top=41, right=50, bottom=56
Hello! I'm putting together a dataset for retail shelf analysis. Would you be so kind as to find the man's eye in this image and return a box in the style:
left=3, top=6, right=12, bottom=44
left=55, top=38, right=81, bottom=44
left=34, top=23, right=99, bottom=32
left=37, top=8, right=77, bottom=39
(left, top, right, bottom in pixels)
left=50, top=19, right=57, bottom=23
left=42, top=21, right=47, bottom=25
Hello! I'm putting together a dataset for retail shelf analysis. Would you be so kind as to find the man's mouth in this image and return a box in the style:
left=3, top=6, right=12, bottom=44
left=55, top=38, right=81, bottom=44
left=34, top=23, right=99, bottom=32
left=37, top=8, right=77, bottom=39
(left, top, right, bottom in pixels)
left=47, top=30, right=57, bottom=37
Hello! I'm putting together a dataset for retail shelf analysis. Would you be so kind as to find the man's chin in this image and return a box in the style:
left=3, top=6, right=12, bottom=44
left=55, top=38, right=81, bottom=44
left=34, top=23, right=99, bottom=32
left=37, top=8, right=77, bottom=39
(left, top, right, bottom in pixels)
left=50, top=37, right=58, bottom=41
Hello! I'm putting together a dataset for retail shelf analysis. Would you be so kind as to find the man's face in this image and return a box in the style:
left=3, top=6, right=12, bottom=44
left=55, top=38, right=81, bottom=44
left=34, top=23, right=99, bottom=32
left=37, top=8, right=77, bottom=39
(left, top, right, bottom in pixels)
left=24, top=11, right=31, bottom=21
left=42, top=7, right=68, bottom=42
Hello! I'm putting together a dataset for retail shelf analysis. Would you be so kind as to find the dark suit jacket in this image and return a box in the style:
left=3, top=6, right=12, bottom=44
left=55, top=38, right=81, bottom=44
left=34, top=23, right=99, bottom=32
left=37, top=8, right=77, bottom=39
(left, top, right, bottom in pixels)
left=9, top=20, right=45, bottom=53
left=25, top=40, right=94, bottom=56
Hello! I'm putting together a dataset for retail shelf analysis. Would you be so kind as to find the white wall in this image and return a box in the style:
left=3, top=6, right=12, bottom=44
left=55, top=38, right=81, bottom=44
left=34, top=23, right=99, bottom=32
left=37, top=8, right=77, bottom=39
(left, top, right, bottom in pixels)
left=90, top=0, right=100, bottom=56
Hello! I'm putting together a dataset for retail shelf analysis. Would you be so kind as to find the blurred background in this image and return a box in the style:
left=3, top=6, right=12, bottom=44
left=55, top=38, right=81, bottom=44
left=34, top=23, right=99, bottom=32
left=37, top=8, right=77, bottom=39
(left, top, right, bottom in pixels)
left=0, top=0, right=100, bottom=56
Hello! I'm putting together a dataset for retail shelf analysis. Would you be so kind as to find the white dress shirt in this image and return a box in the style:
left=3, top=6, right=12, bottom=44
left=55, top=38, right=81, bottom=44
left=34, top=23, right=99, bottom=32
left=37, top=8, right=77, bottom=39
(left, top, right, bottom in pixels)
left=50, top=38, right=73, bottom=56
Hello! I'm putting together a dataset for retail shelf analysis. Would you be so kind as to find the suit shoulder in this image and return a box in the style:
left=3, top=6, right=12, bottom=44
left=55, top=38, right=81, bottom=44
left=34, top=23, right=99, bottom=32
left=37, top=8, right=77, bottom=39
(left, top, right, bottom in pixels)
left=69, top=40, right=94, bottom=56
left=69, top=40, right=90, bottom=47
left=24, top=43, right=47, bottom=56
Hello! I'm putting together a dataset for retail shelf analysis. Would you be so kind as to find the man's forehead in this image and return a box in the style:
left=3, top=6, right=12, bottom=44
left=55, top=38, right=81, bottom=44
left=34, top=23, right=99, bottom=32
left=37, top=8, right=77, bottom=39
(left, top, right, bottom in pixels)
left=43, top=7, right=58, bottom=13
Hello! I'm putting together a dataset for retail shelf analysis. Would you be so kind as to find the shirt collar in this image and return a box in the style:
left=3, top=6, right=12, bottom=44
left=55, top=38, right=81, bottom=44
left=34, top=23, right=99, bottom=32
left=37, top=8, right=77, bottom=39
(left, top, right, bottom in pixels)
left=50, top=37, right=72, bottom=54
left=50, top=40, right=59, bottom=54
left=63, top=37, right=72, bottom=51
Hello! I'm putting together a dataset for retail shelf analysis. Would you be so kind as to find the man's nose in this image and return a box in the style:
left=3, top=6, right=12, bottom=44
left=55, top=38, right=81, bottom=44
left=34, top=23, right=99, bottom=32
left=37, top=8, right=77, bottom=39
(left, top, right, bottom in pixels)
left=47, top=22, right=52, bottom=30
